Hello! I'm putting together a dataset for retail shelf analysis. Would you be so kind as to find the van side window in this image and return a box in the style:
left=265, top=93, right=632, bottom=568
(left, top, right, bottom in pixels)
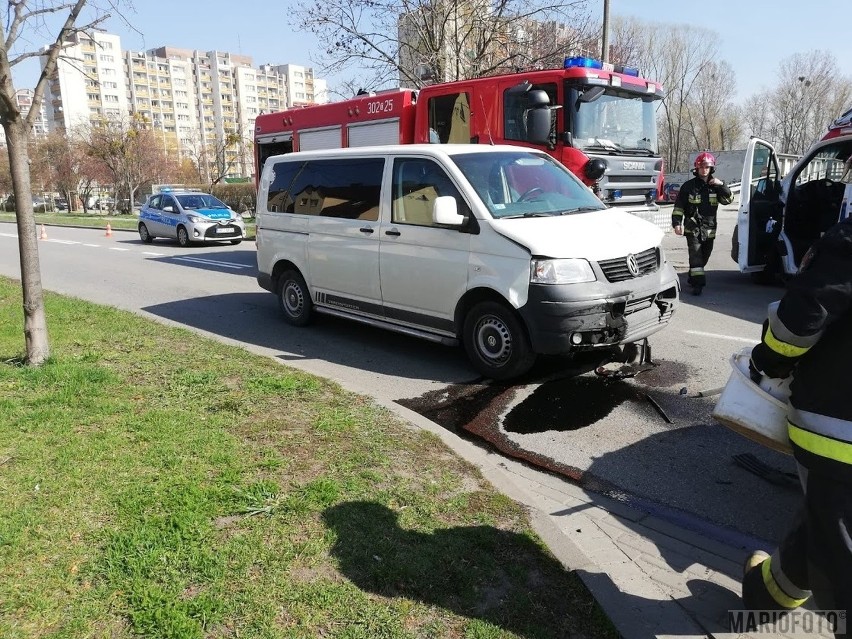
left=392, top=159, right=467, bottom=226
left=428, top=92, right=471, bottom=144
left=503, top=83, right=557, bottom=142
left=267, top=161, right=305, bottom=212
left=282, top=158, right=383, bottom=220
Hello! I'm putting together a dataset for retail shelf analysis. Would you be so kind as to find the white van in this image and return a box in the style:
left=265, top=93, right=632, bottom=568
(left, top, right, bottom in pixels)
left=255, top=145, right=680, bottom=379
left=732, top=129, right=852, bottom=282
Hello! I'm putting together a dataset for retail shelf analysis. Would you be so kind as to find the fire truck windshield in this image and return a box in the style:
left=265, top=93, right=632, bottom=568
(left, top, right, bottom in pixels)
left=568, top=87, right=660, bottom=156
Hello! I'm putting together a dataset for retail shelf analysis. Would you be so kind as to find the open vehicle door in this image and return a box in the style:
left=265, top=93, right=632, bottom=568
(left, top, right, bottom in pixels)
left=734, top=138, right=782, bottom=273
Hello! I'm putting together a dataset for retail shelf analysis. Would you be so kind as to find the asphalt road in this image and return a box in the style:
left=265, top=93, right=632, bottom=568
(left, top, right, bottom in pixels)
left=0, top=208, right=799, bottom=548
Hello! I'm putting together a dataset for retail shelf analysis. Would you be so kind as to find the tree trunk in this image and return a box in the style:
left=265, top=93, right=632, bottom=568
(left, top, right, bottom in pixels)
left=6, top=119, right=51, bottom=365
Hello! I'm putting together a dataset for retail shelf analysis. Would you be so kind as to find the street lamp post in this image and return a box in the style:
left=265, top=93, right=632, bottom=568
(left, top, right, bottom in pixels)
left=601, top=0, right=610, bottom=63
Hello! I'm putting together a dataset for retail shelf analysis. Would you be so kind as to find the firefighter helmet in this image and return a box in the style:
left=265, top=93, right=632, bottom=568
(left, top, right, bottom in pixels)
left=694, top=152, right=716, bottom=169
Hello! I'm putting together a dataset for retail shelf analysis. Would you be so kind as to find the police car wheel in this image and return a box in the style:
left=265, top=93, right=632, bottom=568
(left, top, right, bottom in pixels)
left=278, top=270, right=313, bottom=327
left=138, top=223, right=154, bottom=244
left=177, top=226, right=191, bottom=247
left=463, top=301, right=535, bottom=380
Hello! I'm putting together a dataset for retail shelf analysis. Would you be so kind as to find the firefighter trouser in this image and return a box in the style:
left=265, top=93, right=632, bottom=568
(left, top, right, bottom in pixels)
left=742, top=468, right=852, bottom=637
left=686, top=233, right=714, bottom=288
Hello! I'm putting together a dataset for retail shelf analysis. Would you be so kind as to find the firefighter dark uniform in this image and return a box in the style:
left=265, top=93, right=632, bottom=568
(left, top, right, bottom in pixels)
left=742, top=217, right=852, bottom=635
left=671, top=153, right=733, bottom=294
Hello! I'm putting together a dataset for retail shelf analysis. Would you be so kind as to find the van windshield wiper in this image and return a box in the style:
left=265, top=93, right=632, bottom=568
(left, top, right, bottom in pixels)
left=558, top=206, right=606, bottom=215
left=499, top=212, right=554, bottom=219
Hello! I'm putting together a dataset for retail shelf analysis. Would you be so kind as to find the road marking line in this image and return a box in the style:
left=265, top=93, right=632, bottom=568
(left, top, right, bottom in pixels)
left=142, top=251, right=165, bottom=256
left=47, top=239, right=79, bottom=244
left=684, top=330, right=757, bottom=344
left=0, top=232, right=17, bottom=238
left=108, top=247, right=130, bottom=252
left=172, top=256, right=248, bottom=269
left=83, top=243, right=100, bottom=247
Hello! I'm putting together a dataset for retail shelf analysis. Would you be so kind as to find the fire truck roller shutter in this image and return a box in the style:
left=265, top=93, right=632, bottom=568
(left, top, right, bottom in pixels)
left=348, top=120, right=401, bottom=147
left=298, top=126, right=342, bottom=151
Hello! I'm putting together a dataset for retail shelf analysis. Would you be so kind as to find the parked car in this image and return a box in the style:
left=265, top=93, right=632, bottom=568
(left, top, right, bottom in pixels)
left=255, top=145, right=680, bottom=380
left=54, top=198, right=69, bottom=211
left=138, top=188, right=246, bottom=246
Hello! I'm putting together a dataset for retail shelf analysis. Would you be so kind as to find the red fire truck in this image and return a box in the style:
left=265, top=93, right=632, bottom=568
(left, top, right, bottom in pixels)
left=254, top=56, right=667, bottom=227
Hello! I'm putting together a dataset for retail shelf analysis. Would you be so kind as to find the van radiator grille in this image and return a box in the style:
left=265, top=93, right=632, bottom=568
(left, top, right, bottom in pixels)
left=598, top=247, right=659, bottom=282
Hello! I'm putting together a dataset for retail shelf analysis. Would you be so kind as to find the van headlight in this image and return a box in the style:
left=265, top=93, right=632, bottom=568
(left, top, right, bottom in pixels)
left=530, top=259, right=596, bottom=284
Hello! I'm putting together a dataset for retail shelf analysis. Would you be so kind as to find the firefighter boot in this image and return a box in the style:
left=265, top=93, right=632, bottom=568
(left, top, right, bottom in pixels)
left=743, top=550, right=770, bottom=579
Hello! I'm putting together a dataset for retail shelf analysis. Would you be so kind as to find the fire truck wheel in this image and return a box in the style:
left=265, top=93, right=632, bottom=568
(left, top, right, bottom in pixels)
left=463, top=301, right=536, bottom=380
left=278, top=270, right=314, bottom=327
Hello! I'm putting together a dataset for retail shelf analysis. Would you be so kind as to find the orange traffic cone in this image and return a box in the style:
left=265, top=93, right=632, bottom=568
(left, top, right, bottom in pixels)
left=39, top=224, right=47, bottom=240
left=105, top=222, right=112, bottom=238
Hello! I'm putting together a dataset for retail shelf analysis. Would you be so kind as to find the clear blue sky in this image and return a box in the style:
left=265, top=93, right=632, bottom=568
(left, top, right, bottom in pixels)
left=11, top=0, right=852, bottom=104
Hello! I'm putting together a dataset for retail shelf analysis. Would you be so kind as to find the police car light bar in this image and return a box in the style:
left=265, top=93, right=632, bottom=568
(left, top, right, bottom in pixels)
left=564, top=56, right=640, bottom=77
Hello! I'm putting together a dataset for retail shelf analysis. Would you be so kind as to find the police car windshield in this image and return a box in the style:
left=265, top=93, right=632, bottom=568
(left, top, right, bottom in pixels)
left=176, top=193, right=228, bottom=209
left=450, top=151, right=605, bottom=219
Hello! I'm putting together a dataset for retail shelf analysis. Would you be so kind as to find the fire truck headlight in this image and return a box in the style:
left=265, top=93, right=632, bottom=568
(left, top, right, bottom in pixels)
left=585, top=158, right=607, bottom=181
left=530, top=258, right=596, bottom=284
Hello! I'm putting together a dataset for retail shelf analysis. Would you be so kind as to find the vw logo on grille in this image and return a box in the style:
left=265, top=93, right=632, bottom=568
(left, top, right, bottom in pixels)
left=626, top=253, right=640, bottom=276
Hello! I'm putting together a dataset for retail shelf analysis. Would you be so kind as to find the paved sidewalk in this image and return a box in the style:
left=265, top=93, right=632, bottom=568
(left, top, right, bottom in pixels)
left=390, top=401, right=834, bottom=639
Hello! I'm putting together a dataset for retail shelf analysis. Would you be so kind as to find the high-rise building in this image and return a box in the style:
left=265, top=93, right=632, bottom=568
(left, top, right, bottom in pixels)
left=41, top=29, right=329, bottom=178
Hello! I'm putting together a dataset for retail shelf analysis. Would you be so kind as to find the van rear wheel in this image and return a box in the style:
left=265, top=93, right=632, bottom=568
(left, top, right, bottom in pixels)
left=278, top=270, right=313, bottom=326
left=463, top=301, right=535, bottom=380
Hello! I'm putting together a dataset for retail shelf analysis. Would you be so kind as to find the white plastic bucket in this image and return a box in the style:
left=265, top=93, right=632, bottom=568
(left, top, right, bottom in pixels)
left=712, top=348, right=793, bottom=455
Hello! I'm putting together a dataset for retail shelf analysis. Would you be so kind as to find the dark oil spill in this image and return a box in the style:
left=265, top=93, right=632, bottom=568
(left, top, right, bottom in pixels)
left=396, top=357, right=701, bottom=491
left=503, top=376, right=643, bottom=434
left=632, top=359, right=692, bottom=388
left=397, top=358, right=695, bottom=435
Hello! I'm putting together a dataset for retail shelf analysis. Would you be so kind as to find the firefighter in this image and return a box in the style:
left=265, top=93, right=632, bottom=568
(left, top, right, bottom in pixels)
left=671, top=152, right=734, bottom=295
left=741, top=216, right=852, bottom=634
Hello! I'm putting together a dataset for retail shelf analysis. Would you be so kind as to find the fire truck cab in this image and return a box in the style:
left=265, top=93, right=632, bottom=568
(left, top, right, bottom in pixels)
left=254, top=57, right=667, bottom=228
left=732, top=107, right=852, bottom=282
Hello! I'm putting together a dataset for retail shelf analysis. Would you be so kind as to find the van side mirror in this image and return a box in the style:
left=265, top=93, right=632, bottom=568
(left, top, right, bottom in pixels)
left=433, top=196, right=464, bottom=226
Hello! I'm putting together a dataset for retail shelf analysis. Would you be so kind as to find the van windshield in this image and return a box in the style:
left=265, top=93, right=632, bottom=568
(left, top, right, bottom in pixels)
left=450, top=151, right=606, bottom=219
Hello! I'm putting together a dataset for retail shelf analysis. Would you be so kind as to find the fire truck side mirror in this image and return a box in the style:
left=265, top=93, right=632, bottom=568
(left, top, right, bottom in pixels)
left=526, top=109, right=551, bottom=145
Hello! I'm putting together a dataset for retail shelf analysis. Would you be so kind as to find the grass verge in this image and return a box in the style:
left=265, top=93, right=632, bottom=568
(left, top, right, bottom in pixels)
left=0, top=277, right=616, bottom=639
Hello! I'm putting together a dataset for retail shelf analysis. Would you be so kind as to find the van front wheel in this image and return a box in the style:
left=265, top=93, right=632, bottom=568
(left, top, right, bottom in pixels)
left=278, top=270, right=313, bottom=326
left=463, top=301, right=535, bottom=380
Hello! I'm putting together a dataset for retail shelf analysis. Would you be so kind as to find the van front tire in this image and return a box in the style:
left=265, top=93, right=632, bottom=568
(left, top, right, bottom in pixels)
left=463, top=301, right=536, bottom=380
left=278, top=270, right=313, bottom=326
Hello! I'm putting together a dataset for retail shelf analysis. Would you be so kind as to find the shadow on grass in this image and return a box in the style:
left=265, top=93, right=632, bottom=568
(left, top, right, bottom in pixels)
left=322, top=501, right=614, bottom=639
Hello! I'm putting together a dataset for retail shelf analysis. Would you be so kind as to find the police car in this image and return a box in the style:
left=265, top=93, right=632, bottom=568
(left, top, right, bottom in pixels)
left=138, top=188, right=246, bottom=247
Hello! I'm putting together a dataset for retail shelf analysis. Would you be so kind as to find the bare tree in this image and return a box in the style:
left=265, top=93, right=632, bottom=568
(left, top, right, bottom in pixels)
left=0, top=0, right=123, bottom=365
left=608, top=17, right=722, bottom=172
left=293, top=0, right=595, bottom=91
left=79, top=113, right=161, bottom=215
left=184, top=132, right=242, bottom=189
left=767, top=51, right=852, bottom=154
left=684, top=59, right=742, bottom=151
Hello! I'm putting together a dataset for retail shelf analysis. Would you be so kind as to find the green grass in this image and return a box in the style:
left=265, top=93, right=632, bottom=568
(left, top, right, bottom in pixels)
left=0, top=212, right=256, bottom=239
left=0, top=277, right=616, bottom=639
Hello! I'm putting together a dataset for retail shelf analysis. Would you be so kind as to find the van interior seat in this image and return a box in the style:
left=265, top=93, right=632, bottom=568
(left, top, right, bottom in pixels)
left=398, top=163, right=437, bottom=225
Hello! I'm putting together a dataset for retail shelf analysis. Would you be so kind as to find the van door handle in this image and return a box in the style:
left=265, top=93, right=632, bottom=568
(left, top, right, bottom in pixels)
left=385, top=229, right=401, bottom=237
left=359, top=227, right=374, bottom=234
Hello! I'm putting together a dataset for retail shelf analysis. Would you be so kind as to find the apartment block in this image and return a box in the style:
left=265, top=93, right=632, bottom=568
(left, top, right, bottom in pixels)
left=41, top=29, right=328, bottom=178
